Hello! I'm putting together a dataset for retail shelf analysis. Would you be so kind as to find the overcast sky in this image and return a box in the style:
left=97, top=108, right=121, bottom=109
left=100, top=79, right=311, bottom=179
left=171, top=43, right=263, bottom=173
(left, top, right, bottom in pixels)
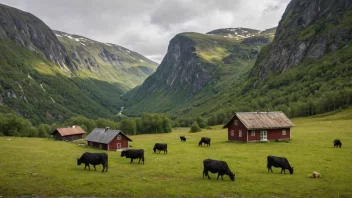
left=0, top=0, right=290, bottom=63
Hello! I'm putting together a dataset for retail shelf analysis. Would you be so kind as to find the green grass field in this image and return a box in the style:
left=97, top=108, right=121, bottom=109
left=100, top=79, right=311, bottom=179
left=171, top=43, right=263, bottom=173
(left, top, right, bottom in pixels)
left=1, top=110, right=352, bottom=197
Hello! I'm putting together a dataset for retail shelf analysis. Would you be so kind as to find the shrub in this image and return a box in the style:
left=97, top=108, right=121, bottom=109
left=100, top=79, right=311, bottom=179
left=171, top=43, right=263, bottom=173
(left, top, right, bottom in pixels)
left=190, top=121, right=201, bottom=133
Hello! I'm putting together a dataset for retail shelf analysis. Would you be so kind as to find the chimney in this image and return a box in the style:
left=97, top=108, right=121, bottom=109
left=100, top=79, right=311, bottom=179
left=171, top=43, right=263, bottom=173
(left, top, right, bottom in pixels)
left=105, top=127, right=110, bottom=132
left=267, top=109, right=270, bottom=113
left=256, top=109, right=259, bottom=113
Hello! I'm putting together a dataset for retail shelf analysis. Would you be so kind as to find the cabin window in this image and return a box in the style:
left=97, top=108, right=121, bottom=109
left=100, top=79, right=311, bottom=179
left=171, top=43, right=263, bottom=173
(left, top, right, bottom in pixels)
left=117, top=135, right=121, bottom=140
left=282, top=130, right=286, bottom=135
left=99, top=144, right=102, bottom=149
left=234, top=120, right=238, bottom=125
left=239, top=130, right=242, bottom=137
left=230, top=130, right=234, bottom=136
left=251, top=131, right=255, bottom=136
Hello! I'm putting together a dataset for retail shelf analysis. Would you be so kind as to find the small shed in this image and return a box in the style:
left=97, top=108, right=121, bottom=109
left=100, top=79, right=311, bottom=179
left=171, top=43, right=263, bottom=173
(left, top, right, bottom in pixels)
left=51, top=126, right=86, bottom=141
left=223, top=111, right=295, bottom=142
left=85, top=127, right=132, bottom=150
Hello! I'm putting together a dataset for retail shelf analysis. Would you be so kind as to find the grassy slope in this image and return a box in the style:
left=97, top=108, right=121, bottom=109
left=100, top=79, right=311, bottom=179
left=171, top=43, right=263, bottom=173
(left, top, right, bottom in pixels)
left=1, top=109, right=351, bottom=197
left=56, top=33, right=158, bottom=89
left=0, top=39, right=126, bottom=123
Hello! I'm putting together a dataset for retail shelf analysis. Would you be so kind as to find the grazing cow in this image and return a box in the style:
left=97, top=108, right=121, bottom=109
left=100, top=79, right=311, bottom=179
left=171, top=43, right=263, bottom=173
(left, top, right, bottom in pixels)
left=199, top=137, right=211, bottom=146
left=77, top=152, right=108, bottom=172
left=180, top=136, right=186, bottom=142
left=334, top=139, right=342, bottom=148
left=121, top=149, right=145, bottom=164
left=203, top=159, right=235, bottom=181
left=153, top=143, right=168, bottom=154
left=267, top=155, right=294, bottom=174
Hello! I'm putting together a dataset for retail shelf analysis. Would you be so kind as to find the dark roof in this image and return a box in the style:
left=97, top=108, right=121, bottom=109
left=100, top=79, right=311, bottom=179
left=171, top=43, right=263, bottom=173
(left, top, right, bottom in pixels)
left=51, top=126, right=86, bottom=136
left=85, top=128, right=132, bottom=144
left=223, top=111, right=295, bottom=130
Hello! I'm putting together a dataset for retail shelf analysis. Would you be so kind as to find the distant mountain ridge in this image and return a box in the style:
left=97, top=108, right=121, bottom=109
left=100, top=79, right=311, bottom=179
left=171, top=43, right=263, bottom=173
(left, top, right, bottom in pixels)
left=206, top=27, right=276, bottom=40
left=54, top=30, right=158, bottom=89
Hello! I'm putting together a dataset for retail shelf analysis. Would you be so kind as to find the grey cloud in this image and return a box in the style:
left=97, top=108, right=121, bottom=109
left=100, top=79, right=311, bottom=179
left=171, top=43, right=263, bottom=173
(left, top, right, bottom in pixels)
left=0, top=0, right=290, bottom=63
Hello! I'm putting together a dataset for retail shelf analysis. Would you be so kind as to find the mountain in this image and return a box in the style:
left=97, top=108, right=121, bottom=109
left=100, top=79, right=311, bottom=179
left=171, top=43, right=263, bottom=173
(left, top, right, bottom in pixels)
left=125, top=0, right=352, bottom=121
left=54, top=30, right=157, bottom=88
left=123, top=31, right=273, bottom=116
left=0, top=4, right=71, bottom=70
left=0, top=3, right=157, bottom=124
left=250, top=0, right=352, bottom=81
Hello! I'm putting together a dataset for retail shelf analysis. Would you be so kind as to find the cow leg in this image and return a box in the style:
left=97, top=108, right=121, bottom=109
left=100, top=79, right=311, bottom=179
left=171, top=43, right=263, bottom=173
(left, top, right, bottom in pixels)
left=217, top=174, right=220, bottom=180
left=138, top=158, right=141, bottom=164
left=94, top=165, right=96, bottom=171
left=130, top=158, right=133, bottom=163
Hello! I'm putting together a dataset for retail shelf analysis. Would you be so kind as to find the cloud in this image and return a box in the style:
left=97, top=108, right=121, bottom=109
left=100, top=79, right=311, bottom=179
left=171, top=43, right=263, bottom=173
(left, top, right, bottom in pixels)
left=0, top=0, right=290, bottom=63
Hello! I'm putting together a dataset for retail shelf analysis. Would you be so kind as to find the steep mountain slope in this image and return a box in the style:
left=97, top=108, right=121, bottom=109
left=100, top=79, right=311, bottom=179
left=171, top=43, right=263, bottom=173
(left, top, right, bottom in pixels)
left=126, top=0, right=352, bottom=121
left=124, top=31, right=272, bottom=116
left=0, top=3, right=157, bottom=123
left=250, top=0, right=352, bottom=81
left=0, top=4, right=71, bottom=71
left=54, top=30, right=157, bottom=88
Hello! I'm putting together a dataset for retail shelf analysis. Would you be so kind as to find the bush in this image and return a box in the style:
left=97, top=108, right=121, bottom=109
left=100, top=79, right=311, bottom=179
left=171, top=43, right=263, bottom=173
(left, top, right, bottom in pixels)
left=190, top=121, right=201, bottom=133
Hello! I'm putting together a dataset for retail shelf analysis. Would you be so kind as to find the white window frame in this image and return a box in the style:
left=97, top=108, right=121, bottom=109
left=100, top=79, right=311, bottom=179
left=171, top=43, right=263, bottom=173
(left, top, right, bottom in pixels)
left=117, top=143, right=121, bottom=149
left=234, top=120, right=238, bottom=125
left=239, top=130, right=242, bottom=137
left=251, top=131, right=255, bottom=136
left=282, top=130, right=286, bottom=135
left=117, top=135, right=121, bottom=140
left=230, top=130, right=234, bottom=136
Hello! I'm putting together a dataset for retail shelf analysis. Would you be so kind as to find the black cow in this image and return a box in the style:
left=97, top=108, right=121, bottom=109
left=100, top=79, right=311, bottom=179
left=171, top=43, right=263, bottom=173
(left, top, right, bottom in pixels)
left=153, top=143, right=167, bottom=154
left=203, top=159, right=235, bottom=181
left=334, top=139, right=342, bottom=148
left=180, top=136, right=186, bottom=142
left=121, top=149, right=145, bottom=164
left=77, top=152, right=108, bottom=172
left=199, top=137, right=211, bottom=146
left=267, top=155, right=293, bottom=174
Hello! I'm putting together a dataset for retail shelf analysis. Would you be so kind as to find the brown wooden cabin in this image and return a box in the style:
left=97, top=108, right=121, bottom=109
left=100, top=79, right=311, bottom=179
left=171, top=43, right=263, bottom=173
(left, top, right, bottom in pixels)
left=85, top=127, right=132, bottom=151
left=51, top=126, right=86, bottom=141
left=223, top=111, right=295, bottom=142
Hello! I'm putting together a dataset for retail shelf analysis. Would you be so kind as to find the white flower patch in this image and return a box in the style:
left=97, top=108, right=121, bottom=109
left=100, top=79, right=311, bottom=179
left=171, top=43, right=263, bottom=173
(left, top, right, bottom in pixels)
left=140, top=59, right=145, bottom=62
left=55, top=34, right=62, bottom=37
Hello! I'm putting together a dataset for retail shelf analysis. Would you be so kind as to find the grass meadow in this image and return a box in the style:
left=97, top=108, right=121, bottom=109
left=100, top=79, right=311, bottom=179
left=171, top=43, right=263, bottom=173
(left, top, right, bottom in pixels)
left=1, top=109, right=352, bottom=197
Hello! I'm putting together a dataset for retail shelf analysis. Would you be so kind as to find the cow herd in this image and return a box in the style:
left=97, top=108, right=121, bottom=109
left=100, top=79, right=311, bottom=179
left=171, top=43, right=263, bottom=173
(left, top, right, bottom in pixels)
left=77, top=136, right=343, bottom=181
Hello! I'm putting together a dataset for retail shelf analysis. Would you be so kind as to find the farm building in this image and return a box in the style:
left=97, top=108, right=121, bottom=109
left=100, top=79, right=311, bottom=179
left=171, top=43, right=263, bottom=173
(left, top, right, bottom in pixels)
left=51, top=126, right=86, bottom=141
left=85, top=127, right=132, bottom=150
left=223, top=111, right=295, bottom=142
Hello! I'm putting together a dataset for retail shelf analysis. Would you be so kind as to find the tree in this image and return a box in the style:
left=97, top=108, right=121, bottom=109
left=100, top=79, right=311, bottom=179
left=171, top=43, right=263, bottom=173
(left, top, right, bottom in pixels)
left=190, top=121, right=201, bottom=133
left=196, top=116, right=207, bottom=128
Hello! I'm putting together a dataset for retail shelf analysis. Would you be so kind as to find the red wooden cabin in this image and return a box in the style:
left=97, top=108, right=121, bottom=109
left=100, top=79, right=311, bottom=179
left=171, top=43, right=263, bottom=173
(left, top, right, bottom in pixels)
left=51, top=126, right=86, bottom=141
left=85, top=127, right=132, bottom=150
left=223, top=111, right=295, bottom=142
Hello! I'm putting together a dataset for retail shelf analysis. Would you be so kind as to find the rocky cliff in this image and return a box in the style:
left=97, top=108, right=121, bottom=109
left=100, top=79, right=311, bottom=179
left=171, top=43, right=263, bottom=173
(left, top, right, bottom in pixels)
left=124, top=31, right=272, bottom=115
left=0, top=4, right=71, bottom=72
left=251, top=0, right=352, bottom=81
